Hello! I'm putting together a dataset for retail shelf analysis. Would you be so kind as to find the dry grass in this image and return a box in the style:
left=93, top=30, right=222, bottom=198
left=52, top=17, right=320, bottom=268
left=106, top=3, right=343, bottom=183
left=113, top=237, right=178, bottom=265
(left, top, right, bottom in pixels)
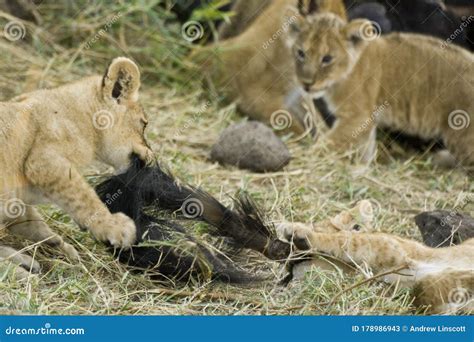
left=0, top=0, right=472, bottom=316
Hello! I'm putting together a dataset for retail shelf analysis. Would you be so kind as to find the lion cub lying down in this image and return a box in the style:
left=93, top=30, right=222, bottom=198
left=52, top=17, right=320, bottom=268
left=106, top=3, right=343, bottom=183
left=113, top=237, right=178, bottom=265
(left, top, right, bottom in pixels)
left=286, top=10, right=474, bottom=165
left=278, top=201, right=474, bottom=314
left=0, top=57, right=153, bottom=279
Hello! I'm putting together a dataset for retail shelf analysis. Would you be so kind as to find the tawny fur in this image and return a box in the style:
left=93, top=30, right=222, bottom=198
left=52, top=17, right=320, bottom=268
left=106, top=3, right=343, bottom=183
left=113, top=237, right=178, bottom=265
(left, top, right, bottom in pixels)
left=287, top=12, right=474, bottom=165
left=194, top=0, right=347, bottom=136
left=217, top=0, right=272, bottom=40
left=280, top=201, right=474, bottom=314
left=0, top=57, right=153, bottom=279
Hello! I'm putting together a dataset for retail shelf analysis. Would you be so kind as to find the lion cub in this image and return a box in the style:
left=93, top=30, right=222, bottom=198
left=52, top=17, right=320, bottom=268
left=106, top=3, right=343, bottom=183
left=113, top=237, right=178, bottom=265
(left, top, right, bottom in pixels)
left=0, top=57, right=153, bottom=278
left=286, top=9, right=474, bottom=165
left=279, top=201, right=474, bottom=314
left=195, top=0, right=346, bottom=136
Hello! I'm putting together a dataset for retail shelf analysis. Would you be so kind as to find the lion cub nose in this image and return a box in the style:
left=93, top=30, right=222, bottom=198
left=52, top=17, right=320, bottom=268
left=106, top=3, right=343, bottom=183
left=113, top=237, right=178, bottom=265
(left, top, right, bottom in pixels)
left=303, top=83, right=312, bottom=92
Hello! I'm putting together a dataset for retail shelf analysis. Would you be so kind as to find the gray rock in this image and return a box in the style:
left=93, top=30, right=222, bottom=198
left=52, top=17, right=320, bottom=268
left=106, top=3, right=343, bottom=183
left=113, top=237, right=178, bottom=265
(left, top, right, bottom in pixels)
left=415, top=211, right=474, bottom=247
left=211, top=121, right=291, bottom=172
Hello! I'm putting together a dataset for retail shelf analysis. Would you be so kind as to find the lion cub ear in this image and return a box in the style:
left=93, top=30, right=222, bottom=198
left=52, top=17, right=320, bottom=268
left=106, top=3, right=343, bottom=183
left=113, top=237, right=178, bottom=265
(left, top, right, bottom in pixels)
left=102, top=57, right=141, bottom=104
left=284, top=6, right=308, bottom=47
left=344, top=19, right=376, bottom=46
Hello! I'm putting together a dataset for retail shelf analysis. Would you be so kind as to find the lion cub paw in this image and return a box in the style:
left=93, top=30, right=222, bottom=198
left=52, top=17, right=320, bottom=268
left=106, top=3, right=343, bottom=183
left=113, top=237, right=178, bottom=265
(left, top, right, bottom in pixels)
left=277, top=222, right=313, bottom=251
left=94, top=213, right=137, bottom=248
left=61, top=242, right=80, bottom=261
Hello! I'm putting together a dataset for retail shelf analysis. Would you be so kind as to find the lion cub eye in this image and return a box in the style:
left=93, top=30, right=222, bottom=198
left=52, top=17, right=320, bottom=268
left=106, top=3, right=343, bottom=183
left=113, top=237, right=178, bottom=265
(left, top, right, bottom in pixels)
left=352, top=224, right=361, bottom=231
left=321, top=55, right=334, bottom=66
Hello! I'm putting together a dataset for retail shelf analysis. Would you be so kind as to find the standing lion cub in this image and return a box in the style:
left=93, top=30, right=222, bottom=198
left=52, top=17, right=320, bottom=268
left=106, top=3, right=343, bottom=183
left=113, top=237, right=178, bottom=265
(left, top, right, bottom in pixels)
left=286, top=7, right=474, bottom=165
left=195, top=0, right=347, bottom=136
left=0, top=57, right=153, bottom=278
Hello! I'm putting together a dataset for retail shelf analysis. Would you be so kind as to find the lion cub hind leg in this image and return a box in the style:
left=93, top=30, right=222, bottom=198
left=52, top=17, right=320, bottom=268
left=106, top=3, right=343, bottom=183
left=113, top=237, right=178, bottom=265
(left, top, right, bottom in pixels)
left=8, top=207, right=79, bottom=261
left=414, top=270, right=474, bottom=314
left=24, top=148, right=136, bottom=248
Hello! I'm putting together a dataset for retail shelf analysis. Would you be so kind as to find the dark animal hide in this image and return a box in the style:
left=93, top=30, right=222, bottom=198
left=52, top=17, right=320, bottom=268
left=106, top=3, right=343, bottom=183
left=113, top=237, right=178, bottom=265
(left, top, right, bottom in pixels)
left=345, top=0, right=472, bottom=51
left=95, top=154, right=290, bottom=284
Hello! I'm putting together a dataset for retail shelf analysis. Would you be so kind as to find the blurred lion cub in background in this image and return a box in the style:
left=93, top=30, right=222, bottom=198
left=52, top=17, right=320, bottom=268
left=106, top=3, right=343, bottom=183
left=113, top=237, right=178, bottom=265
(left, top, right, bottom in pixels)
left=195, top=0, right=347, bottom=136
left=286, top=2, right=474, bottom=166
left=0, top=57, right=153, bottom=279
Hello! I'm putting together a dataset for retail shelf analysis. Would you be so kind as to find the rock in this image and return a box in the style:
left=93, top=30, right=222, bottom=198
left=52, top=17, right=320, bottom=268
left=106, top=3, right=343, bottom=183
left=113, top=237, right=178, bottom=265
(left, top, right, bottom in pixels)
left=415, top=211, right=474, bottom=247
left=211, top=121, right=291, bottom=172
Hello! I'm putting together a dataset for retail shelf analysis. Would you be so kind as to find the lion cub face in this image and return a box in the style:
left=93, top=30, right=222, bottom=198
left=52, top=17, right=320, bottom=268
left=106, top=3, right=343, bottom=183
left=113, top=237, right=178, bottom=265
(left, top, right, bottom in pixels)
left=328, top=200, right=374, bottom=233
left=287, top=12, right=374, bottom=96
left=96, top=57, right=153, bottom=170
left=277, top=200, right=375, bottom=242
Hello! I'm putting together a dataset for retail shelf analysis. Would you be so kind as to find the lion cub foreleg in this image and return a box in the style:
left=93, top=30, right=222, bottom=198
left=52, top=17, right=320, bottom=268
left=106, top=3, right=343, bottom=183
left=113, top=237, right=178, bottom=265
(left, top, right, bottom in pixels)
left=24, top=148, right=136, bottom=248
left=287, top=227, right=411, bottom=274
left=324, top=112, right=377, bottom=164
left=8, top=206, right=79, bottom=260
left=323, top=86, right=380, bottom=164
